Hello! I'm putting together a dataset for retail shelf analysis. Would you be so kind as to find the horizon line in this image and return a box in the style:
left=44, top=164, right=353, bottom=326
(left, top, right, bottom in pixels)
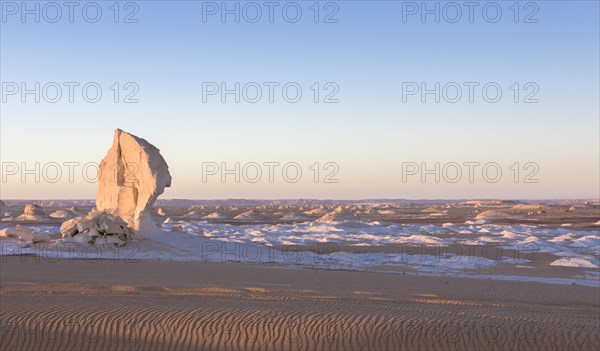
left=2, top=198, right=599, bottom=202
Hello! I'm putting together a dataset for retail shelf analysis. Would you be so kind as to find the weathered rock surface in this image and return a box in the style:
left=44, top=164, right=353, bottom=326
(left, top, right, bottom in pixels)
left=60, top=129, right=171, bottom=245
left=96, top=129, right=172, bottom=231
left=17, top=204, right=46, bottom=220
left=60, top=210, right=133, bottom=245
left=49, top=210, right=79, bottom=219
left=0, top=225, right=34, bottom=241
left=32, top=232, right=51, bottom=244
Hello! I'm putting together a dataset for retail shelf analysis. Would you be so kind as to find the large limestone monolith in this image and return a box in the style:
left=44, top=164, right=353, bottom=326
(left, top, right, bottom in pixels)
left=96, top=129, right=172, bottom=231
left=61, top=129, right=172, bottom=244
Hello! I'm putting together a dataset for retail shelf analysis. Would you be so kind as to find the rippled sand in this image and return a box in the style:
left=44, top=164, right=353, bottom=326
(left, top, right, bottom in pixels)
left=1, top=257, right=599, bottom=351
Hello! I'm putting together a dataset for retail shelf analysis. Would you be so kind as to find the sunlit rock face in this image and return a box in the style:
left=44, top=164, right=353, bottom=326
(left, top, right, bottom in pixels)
left=17, top=204, right=46, bottom=220
left=60, top=129, right=172, bottom=245
left=96, top=129, right=172, bottom=231
left=60, top=210, right=134, bottom=245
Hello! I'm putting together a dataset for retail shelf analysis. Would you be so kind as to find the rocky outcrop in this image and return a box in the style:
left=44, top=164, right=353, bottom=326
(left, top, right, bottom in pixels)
left=0, top=225, right=34, bottom=241
left=49, top=210, right=79, bottom=219
left=61, top=129, right=172, bottom=245
left=60, top=210, right=134, bottom=245
left=96, top=129, right=172, bottom=231
left=17, top=204, right=46, bottom=220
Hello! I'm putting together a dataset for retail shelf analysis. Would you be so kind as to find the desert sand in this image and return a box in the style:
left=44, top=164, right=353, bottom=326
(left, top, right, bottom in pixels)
left=1, top=257, right=599, bottom=351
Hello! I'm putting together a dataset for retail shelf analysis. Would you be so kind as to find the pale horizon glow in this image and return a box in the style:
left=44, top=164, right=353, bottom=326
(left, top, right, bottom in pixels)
left=1, top=2, right=599, bottom=200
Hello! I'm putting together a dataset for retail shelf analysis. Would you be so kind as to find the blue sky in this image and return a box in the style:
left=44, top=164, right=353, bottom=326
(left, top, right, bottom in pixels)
left=1, top=1, right=599, bottom=199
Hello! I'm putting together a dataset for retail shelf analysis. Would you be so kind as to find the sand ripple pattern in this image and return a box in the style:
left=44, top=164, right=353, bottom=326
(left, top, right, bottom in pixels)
left=1, top=284, right=599, bottom=351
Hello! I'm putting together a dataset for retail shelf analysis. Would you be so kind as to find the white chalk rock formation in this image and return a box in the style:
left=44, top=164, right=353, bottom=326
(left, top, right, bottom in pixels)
left=49, top=210, right=80, bottom=219
left=475, top=210, right=521, bottom=220
left=203, top=212, right=227, bottom=220
left=234, top=209, right=268, bottom=221
left=17, top=204, right=46, bottom=220
left=304, top=206, right=329, bottom=216
left=96, top=129, right=172, bottom=231
left=60, top=210, right=134, bottom=245
left=279, top=211, right=312, bottom=221
left=0, top=225, right=34, bottom=241
left=378, top=210, right=395, bottom=215
left=317, top=206, right=358, bottom=223
left=61, top=129, right=171, bottom=245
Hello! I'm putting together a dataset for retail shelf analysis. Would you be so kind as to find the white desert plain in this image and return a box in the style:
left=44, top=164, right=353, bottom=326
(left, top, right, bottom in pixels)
left=1, top=130, right=599, bottom=350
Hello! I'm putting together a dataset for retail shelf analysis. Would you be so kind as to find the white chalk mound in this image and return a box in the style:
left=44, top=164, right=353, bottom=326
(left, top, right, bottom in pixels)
left=550, top=258, right=599, bottom=268
left=304, top=206, right=329, bottom=216
left=279, top=211, right=312, bottom=221
left=49, top=210, right=78, bottom=219
left=204, top=212, right=227, bottom=220
left=234, top=210, right=268, bottom=221
left=378, top=210, right=396, bottom=215
left=317, top=206, right=358, bottom=223
left=61, top=210, right=134, bottom=245
left=475, top=210, right=521, bottom=220
left=96, top=129, right=172, bottom=231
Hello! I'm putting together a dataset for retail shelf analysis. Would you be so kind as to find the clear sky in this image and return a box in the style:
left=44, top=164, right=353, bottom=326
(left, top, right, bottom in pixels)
left=1, top=0, right=599, bottom=199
